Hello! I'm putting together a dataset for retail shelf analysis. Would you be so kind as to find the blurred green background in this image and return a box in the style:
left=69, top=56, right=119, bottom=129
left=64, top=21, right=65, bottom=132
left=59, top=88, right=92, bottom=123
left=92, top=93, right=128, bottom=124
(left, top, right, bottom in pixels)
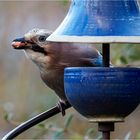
left=0, top=1, right=140, bottom=139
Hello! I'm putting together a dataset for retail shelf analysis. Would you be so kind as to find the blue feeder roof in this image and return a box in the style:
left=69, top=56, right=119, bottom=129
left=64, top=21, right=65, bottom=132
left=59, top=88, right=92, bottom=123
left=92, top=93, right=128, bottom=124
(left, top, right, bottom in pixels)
left=47, top=0, right=140, bottom=43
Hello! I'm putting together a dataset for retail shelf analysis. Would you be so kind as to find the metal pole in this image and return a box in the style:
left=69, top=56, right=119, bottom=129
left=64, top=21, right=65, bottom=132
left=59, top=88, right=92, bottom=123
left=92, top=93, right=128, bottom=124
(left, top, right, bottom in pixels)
left=2, top=102, right=71, bottom=140
left=102, top=131, right=110, bottom=139
left=98, top=122, right=114, bottom=140
left=100, top=43, right=113, bottom=140
left=102, top=43, right=110, bottom=67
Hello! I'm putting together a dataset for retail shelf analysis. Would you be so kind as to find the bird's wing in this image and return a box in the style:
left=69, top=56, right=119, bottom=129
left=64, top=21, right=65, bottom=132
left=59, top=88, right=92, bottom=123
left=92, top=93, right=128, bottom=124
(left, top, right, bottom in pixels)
left=79, top=51, right=103, bottom=67
left=90, top=53, right=103, bottom=66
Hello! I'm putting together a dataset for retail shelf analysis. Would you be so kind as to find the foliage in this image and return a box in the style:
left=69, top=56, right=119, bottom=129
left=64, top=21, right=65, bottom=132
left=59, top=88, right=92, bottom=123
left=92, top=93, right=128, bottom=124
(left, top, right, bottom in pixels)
left=61, top=0, right=69, bottom=5
left=124, top=131, right=131, bottom=140
left=136, top=132, right=140, bottom=139
left=111, top=44, right=140, bottom=66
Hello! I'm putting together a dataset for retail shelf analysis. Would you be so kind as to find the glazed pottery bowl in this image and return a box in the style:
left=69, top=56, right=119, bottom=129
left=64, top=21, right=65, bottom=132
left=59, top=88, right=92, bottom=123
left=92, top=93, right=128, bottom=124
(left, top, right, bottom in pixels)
left=64, top=67, right=140, bottom=122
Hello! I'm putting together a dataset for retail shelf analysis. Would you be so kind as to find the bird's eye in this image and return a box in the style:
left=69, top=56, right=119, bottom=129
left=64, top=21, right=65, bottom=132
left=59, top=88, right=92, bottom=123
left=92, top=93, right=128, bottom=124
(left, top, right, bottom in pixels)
left=38, top=36, right=46, bottom=42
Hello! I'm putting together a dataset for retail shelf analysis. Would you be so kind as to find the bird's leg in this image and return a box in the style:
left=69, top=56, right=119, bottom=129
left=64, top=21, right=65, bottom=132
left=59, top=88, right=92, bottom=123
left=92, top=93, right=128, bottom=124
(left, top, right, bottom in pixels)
left=57, top=100, right=70, bottom=116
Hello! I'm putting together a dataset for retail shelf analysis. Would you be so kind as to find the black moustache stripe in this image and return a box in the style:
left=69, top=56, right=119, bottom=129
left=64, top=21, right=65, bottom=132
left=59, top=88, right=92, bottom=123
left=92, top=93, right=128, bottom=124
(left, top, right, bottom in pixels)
left=31, top=44, right=47, bottom=55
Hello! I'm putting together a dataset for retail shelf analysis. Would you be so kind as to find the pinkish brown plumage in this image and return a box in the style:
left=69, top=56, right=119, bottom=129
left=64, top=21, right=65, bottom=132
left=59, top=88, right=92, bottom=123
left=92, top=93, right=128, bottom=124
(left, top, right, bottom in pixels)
left=12, top=28, right=103, bottom=115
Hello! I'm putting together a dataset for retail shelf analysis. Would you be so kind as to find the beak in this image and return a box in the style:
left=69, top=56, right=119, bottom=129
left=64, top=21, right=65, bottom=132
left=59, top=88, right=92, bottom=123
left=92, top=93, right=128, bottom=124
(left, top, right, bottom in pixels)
left=12, top=37, right=47, bottom=55
left=12, top=37, right=29, bottom=49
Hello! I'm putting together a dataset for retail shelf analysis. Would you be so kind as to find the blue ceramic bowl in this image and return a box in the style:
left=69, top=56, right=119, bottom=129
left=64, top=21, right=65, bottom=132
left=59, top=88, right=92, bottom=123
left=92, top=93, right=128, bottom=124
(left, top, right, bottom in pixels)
left=64, top=67, right=140, bottom=122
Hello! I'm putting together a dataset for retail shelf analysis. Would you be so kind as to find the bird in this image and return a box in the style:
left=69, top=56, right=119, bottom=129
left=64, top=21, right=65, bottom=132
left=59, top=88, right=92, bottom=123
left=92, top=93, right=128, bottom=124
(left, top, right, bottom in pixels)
left=12, top=28, right=103, bottom=115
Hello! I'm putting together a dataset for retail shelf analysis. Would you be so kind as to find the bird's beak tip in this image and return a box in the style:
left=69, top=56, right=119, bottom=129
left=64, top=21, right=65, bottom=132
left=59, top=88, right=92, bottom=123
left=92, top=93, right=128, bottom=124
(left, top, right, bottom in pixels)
left=12, top=41, right=23, bottom=49
left=12, top=37, right=26, bottom=49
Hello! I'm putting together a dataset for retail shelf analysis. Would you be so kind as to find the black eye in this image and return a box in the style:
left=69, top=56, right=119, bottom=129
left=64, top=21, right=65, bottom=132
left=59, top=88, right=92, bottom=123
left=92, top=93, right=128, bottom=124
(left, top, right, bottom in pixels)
left=38, top=35, right=46, bottom=42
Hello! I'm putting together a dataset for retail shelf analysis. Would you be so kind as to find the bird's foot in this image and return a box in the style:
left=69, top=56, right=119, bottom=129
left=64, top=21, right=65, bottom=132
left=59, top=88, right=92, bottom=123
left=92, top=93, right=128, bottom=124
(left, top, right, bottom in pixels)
left=57, top=100, right=70, bottom=116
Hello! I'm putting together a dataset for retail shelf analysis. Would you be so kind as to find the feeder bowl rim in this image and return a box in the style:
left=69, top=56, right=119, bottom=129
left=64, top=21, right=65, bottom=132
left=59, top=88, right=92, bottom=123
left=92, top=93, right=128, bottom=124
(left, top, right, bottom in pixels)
left=64, top=67, right=140, bottom=71
left=47, top=36, right=140, bottom=44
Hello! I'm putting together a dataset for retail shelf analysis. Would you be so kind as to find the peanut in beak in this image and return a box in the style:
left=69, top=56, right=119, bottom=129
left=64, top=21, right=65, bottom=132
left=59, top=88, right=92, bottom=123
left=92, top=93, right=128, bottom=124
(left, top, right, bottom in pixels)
left=12, top=41, right=27, bottom=49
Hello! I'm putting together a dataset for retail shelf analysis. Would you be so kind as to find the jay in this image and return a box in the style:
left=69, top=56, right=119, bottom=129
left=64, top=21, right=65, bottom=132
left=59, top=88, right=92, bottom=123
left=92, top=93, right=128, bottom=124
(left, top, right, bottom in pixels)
left=12, top=28, right=103, bottom=115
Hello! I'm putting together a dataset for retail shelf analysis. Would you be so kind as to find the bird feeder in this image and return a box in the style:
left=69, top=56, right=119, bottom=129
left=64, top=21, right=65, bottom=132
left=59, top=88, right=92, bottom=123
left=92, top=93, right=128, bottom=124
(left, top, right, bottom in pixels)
left=47, top=0, right=140, bottom=139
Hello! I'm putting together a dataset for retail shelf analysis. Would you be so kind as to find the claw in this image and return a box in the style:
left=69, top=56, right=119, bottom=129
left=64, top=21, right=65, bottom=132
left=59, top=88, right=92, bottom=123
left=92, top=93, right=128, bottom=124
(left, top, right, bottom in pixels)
left=57, top=100, right=70, bottom=116
left=57, top=101, right=66, bottom=116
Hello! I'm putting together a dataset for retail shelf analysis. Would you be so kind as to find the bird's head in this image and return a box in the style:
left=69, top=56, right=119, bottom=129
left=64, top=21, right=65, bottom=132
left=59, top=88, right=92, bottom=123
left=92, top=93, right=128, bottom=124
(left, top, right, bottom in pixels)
left=12, top=28, right=53, bottom=69
left=12, top=28, right=52, bottom=55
